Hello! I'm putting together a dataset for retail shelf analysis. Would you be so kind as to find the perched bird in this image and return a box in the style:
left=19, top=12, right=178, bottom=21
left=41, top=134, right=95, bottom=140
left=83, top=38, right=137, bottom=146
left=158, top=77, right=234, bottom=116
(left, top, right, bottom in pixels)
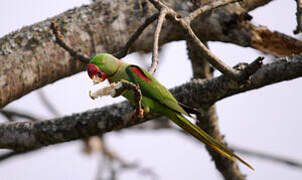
left=87, top=53, right=253, bottom=170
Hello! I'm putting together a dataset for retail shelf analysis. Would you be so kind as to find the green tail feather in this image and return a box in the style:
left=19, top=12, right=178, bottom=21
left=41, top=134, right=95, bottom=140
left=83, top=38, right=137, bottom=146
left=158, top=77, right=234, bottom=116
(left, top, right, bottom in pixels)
left=170, top=112, right=254, bottom=170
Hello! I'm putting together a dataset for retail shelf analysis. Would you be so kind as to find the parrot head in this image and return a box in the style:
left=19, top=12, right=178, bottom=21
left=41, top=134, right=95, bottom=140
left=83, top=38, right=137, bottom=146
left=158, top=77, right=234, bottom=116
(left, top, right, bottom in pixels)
left=87, top=53, right=120, bottom=84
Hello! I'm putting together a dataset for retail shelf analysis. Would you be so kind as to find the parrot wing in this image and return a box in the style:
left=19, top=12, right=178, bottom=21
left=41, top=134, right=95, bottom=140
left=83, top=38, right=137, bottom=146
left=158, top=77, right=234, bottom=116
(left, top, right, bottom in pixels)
left=125, top=65, right=254, bottom=170
left=125, top=65, right=187, bottom=115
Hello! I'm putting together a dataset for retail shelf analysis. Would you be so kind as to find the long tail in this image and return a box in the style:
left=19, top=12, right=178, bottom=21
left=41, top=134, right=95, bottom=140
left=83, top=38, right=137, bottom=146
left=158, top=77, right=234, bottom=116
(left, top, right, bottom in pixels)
left=169, top=112, right=254, bottom=170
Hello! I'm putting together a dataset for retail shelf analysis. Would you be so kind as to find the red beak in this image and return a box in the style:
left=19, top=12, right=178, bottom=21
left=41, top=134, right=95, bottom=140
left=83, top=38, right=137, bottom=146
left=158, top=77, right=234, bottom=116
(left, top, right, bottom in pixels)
left=87, top=64, right=100, bottom=79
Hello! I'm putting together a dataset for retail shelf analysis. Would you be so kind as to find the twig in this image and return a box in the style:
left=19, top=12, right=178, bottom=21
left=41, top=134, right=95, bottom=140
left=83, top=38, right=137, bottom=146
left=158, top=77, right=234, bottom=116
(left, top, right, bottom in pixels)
left=52, top=13, right=159, bottom=64
left=294, top=0, right=302, bottom=34
left=187, top=0, right=241, bottom=22
left=114, top=13, right=159, bottom=59
left=0, top=109, right=39, bottom=121
left=50, top=21, right=91, bottom=63
left=119, top=80, right=143, bottom=118
left=237, top=56, right=264, bottom=80
left=149, top=10, right=167, bottom=74
left=147, top=0, right=259, bottom=81
left=232, top=146, right=302, bottom=169
left=37, top=90, right=60, bottom=117
left=87, top=136, right=158, bottom=180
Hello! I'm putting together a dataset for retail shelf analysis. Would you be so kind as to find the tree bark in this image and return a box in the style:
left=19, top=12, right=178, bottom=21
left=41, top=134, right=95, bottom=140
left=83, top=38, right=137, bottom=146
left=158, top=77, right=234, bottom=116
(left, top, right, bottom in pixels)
left=0, top=0, right=299, bottom=108
left=0, top=54, right=301, bottom=150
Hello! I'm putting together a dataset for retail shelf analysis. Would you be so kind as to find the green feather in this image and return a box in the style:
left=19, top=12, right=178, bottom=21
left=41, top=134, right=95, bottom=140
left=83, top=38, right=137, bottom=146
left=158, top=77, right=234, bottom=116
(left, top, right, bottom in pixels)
left=125, top=65, right=188, bottom=115
left=89, top=53, right=254, bottom=170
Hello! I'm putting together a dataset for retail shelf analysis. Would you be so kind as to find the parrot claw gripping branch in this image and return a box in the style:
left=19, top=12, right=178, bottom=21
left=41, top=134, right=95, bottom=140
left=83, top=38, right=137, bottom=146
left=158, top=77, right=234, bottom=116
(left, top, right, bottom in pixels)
left=50, top=0, right=266, bottom=171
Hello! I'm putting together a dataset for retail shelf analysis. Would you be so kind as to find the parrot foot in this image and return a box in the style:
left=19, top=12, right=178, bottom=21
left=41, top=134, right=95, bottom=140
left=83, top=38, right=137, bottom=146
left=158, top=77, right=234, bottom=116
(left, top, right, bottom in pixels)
left=130, top=108, right=145, bottom=119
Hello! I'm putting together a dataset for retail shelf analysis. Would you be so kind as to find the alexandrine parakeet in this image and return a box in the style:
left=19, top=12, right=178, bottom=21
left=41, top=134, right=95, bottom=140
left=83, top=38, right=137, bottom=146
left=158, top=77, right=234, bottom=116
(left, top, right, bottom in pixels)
left=87, top=53, right=253, bottom=170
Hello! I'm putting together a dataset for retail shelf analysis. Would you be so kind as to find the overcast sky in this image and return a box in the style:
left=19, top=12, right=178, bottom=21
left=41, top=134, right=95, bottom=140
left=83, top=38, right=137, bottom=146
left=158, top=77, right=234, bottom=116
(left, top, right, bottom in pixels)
left=0, top=0, right=302, bottom=179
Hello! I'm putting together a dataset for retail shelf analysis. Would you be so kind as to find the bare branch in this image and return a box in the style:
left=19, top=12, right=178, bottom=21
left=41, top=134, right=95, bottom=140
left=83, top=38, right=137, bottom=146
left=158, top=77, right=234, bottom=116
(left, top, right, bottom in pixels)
left=232, top=146, right=302, bottom=169
left=114, top=13, right=159, bottom=59
left=184, top=25, right=241, bottom=79
left=1, top=0, right=301, bottom=108
left=0, top=54, right=301, bottom=150
left=148, top=0, right=261, bottom=81
left=149, top=10, right=167, bottom=74
left=119, top=80, right=143, bottom=118
left=37, top=90, right=60, bottom=117
left=0, top=109, right=39, bottom=121
left=187, top=0, right=241, bottom=22
left=250, top=26, right=302, bottom=56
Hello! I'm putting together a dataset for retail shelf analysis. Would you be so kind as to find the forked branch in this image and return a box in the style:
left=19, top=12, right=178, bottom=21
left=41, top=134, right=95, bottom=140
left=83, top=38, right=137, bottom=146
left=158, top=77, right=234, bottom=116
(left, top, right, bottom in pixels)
left=147, top=0, right=261, bottom=81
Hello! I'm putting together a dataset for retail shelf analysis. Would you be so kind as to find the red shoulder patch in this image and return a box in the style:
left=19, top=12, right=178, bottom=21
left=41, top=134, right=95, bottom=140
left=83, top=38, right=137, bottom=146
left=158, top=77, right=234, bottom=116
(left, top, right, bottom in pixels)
left=130, top=67, right=151, bottom=82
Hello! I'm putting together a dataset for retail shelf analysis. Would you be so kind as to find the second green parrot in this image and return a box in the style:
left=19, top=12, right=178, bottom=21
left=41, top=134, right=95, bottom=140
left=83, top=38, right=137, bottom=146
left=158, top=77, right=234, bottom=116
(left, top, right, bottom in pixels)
left=87, top=53, right=253, bottom=170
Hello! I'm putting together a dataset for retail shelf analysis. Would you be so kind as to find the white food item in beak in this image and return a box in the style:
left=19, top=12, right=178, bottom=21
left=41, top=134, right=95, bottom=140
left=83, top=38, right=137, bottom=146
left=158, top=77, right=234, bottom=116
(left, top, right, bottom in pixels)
left=89, top=82, right=123, bottom=99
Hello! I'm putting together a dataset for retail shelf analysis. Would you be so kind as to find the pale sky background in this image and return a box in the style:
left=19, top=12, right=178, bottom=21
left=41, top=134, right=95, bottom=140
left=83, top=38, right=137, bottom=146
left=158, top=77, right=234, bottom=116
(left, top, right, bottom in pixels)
left=0, top=0, right=302, bottom=179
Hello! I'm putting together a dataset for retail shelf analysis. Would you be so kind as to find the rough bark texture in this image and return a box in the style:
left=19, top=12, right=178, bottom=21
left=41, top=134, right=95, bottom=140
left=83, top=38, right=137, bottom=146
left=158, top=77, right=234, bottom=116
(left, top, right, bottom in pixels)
left=0, top=0, right=300, bottom=108
left=0, top=54, right=301, bottom=150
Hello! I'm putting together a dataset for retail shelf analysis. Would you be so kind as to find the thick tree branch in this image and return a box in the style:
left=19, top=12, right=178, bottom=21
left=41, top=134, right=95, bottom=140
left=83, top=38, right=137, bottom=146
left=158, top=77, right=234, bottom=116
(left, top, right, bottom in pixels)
left=190, top=5, right=302, bottom=57
left=0, top=54, right=301, bottom=150
left=1, top=0, right=301, bottom=108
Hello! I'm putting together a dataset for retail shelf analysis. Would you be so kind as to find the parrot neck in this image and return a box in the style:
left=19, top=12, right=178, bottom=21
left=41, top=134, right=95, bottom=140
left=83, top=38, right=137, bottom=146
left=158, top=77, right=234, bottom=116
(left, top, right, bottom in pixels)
left=107, top=59, right=122, bottom=77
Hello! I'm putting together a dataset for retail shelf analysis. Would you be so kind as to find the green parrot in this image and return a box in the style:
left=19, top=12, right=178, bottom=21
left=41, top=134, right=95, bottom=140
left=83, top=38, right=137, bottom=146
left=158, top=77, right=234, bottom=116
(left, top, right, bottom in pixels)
left=87, top=53, right=253, bottom=170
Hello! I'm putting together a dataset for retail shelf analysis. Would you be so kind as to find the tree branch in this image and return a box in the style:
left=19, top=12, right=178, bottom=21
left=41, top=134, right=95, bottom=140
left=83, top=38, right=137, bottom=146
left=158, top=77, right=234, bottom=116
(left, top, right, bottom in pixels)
left=0, top=54, right=301, bottom=150
left=149, top=0, right=254, bottom=81
left=37, top=90, right=61, bottom=117
left=232, top=146, right=302, bottom=169
left=0, top=109, right=39, bottom=122
left=187, top=39, right=245, bottom=179
left=149, top=9, right=167, bottom=74
left=187, top=0, right=241, bottom=21
left=1, top=0, right=301, bottom=108
left=114, top=13, right=159, bottom=59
